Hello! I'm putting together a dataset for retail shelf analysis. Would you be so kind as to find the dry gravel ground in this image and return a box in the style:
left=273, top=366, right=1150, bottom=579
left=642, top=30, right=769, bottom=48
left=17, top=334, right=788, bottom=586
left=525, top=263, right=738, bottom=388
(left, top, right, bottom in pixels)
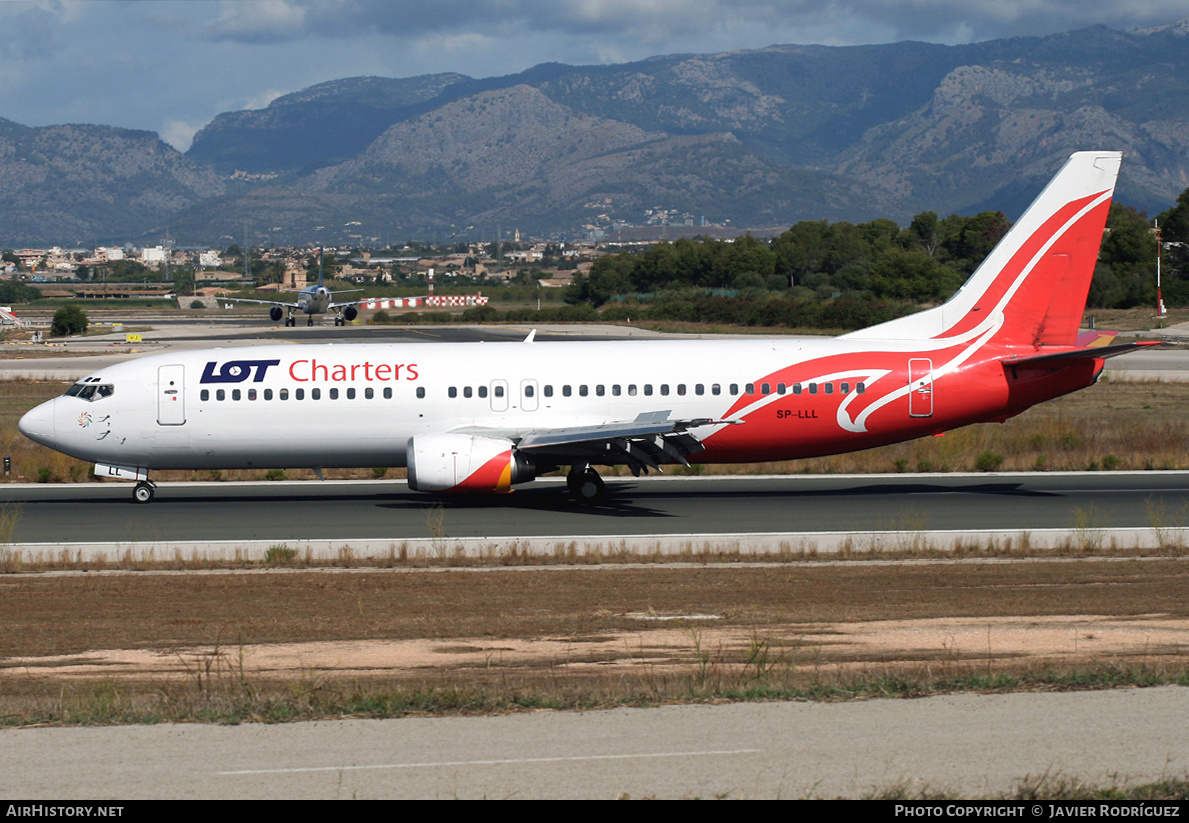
left=2, top=560, right=1186, bottom=690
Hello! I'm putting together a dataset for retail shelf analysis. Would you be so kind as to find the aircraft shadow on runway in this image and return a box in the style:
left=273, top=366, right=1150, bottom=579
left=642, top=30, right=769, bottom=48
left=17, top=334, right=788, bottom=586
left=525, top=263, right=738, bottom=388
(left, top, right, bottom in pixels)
left=8, top=479, right=1056, bottom=516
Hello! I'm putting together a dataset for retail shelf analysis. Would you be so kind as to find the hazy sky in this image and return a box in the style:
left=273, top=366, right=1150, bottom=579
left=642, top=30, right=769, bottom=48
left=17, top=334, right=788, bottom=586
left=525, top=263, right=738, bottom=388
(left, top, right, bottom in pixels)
left=1, top=1, right=1186, bottom=151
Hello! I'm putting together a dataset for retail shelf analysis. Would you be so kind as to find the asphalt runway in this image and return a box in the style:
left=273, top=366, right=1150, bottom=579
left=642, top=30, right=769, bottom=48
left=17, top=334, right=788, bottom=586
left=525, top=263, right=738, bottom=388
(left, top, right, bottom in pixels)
left=3, top=688, right=1186, bottom=799
left=4, top=473, right=1189, bottom=546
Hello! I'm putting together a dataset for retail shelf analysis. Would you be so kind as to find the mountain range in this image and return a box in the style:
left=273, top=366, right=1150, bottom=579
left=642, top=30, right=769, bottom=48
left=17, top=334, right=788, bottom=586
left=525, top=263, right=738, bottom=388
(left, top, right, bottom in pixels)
left=3, top=19, right=1189, bottom=246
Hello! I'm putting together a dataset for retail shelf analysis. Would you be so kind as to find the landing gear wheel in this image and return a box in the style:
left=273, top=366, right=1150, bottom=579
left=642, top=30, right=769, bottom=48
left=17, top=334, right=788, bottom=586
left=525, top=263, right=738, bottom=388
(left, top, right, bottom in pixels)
left=285, top=316, right=295, bottom=327
left=133, top=481, right=155, bottom=504
left=568, top=468, right=605, bottom=503
left=307, top=317, right=314, bottom=326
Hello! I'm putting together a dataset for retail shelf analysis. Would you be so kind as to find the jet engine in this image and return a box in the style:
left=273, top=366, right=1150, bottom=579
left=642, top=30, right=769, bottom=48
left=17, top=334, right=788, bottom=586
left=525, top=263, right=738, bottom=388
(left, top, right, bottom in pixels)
left=406, top=433, right=534, bottom=493
left=343, top=306, right=358, bottom=322
left=269, top=306, right=284, bottom=322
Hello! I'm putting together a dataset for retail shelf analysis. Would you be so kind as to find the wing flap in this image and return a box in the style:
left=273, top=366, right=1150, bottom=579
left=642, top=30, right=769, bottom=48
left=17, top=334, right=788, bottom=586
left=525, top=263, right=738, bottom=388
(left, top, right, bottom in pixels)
left=459, top=413, right=739, bottom=477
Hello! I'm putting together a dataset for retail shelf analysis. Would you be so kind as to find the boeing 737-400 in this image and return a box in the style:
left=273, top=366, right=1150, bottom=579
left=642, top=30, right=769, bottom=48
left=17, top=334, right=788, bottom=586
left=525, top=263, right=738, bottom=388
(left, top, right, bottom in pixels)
left=19, top=151, right=1158, bottom=503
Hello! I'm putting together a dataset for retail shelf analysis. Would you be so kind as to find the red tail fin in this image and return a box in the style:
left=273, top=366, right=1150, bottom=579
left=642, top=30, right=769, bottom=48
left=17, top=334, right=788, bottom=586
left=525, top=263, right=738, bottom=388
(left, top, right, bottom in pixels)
left=845, top=152, right=1121, bottom=348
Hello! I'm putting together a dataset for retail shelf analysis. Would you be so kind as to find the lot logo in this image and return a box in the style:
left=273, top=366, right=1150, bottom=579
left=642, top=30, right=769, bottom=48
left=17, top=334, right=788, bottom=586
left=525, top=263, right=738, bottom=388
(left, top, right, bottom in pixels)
left=77, top=411, right=92, bottom=428
left=200, top=359, right=281, bottom=384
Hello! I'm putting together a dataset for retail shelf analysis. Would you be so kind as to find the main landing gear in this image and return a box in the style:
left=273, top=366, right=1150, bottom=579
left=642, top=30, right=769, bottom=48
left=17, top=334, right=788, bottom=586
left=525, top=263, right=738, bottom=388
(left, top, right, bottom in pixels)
left=566, top=465, right=605, bottom=503
left=133, top=480, right=156, bottom=504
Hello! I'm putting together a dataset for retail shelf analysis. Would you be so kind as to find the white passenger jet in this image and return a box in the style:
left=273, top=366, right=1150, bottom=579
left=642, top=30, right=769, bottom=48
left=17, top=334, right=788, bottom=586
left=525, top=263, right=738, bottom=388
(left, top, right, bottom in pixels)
left=20, top=152, right=1157, bottom=503
left=223, top=251, right=364, bottom=326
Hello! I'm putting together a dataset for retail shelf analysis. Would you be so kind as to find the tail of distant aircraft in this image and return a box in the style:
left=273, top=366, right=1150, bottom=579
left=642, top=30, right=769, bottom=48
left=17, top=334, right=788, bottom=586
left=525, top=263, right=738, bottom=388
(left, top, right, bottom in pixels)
left=845, top=151, right=1122, bottom=350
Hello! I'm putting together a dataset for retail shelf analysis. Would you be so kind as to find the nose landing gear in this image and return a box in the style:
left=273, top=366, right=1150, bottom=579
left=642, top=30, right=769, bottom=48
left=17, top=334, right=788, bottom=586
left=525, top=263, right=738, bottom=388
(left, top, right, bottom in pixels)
left=133, top=480, right=156, bottom=503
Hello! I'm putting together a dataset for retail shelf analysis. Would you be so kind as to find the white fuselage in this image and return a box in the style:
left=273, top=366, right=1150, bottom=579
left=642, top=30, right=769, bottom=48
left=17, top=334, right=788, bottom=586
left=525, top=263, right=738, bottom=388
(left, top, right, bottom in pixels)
left=18, top=333, right=1076, bottom=477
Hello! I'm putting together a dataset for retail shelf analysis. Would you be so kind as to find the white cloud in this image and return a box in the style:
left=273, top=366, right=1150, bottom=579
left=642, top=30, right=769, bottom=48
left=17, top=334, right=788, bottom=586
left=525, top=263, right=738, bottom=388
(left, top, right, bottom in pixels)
left=243, top=89, right=288, bottom=111
left=161, top=118, right=203, bottom=152
left=204, top=0, right=308, bottom=43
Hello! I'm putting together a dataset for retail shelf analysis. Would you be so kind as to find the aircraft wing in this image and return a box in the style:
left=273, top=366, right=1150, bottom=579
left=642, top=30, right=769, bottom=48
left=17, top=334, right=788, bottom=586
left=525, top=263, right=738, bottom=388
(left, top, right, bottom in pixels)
left=220, top=296, right=301, bottom=309
left=460, top=412, right=740, bottom=476
left=327, top=294, right=370, bottom=310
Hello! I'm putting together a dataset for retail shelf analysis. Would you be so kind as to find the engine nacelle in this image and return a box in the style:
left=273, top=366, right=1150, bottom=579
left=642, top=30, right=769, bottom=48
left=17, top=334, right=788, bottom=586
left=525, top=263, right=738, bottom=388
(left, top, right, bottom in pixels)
left=343, top=305, right=358, bottom=322
left=406, top=433, right=534, bottom=493
left=269, top=306, right=284, bottom=322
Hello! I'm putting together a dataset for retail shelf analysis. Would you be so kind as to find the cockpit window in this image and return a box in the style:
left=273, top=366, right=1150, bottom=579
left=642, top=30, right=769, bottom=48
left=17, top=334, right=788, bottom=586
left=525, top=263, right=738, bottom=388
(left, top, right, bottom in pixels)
left=65, top=382, right=114, bottom=401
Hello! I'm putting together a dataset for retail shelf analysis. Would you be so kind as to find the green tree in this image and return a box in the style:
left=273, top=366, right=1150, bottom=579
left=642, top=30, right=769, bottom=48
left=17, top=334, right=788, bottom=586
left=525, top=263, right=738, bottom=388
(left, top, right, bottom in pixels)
left=51, top=305, right=88, bottom=337
left=173, top=268, right=195, bottom=296
left=0, top=281, right=42, bottom=303
left=1157, top=188, right=1189, bottom=244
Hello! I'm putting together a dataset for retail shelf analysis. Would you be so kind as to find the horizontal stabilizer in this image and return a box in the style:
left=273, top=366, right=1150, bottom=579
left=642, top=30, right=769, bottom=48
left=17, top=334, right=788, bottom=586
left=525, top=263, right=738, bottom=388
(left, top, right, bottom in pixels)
left=1005, top=341, right=1164, bottom=369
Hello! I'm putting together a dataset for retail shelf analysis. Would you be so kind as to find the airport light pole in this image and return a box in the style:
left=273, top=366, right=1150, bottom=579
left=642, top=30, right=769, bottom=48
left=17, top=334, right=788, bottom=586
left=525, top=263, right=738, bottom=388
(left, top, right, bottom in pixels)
left=1155, top=219, right=1167, bottom=317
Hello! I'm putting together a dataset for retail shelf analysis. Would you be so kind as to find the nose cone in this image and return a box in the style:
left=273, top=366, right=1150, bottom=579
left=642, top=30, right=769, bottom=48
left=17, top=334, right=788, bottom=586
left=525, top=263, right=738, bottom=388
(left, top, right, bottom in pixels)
left=18, top=399, right=56, bottom=447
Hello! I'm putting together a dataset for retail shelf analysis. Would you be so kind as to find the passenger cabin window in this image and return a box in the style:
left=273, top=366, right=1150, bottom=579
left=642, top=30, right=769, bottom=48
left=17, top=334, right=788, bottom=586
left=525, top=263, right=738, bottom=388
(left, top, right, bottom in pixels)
left=200, top=389, right=209, bottom=401
left=383, top=387, right=392, bottom=399
left=295, top=389, right=304, bottom=400
left=329, top=388, right=339, bottom=400
left=417, top=387, right=426, bottom=399
left=544, top=385, right=553, bottom=398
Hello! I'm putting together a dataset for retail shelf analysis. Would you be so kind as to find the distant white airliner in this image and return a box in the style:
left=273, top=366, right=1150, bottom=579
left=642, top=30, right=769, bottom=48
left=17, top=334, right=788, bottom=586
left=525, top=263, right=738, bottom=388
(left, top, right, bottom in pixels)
left=20, top=152, right=1156, bottom=503
left=223, top=250, right=365, bottom=326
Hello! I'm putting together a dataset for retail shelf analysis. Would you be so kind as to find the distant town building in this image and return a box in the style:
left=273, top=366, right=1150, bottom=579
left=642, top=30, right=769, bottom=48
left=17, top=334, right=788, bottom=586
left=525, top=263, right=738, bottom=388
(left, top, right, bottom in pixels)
left=198, top=250, right=223, bottom=269
left=140, top=246, right=167, bottom=265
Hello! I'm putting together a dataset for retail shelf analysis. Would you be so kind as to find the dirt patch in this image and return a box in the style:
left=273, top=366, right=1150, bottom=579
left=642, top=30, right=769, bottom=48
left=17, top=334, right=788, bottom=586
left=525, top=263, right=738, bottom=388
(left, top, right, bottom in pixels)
left=2, top=559, right=1186, bottom=686
left=5, top=614, right=1186, bottom=683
